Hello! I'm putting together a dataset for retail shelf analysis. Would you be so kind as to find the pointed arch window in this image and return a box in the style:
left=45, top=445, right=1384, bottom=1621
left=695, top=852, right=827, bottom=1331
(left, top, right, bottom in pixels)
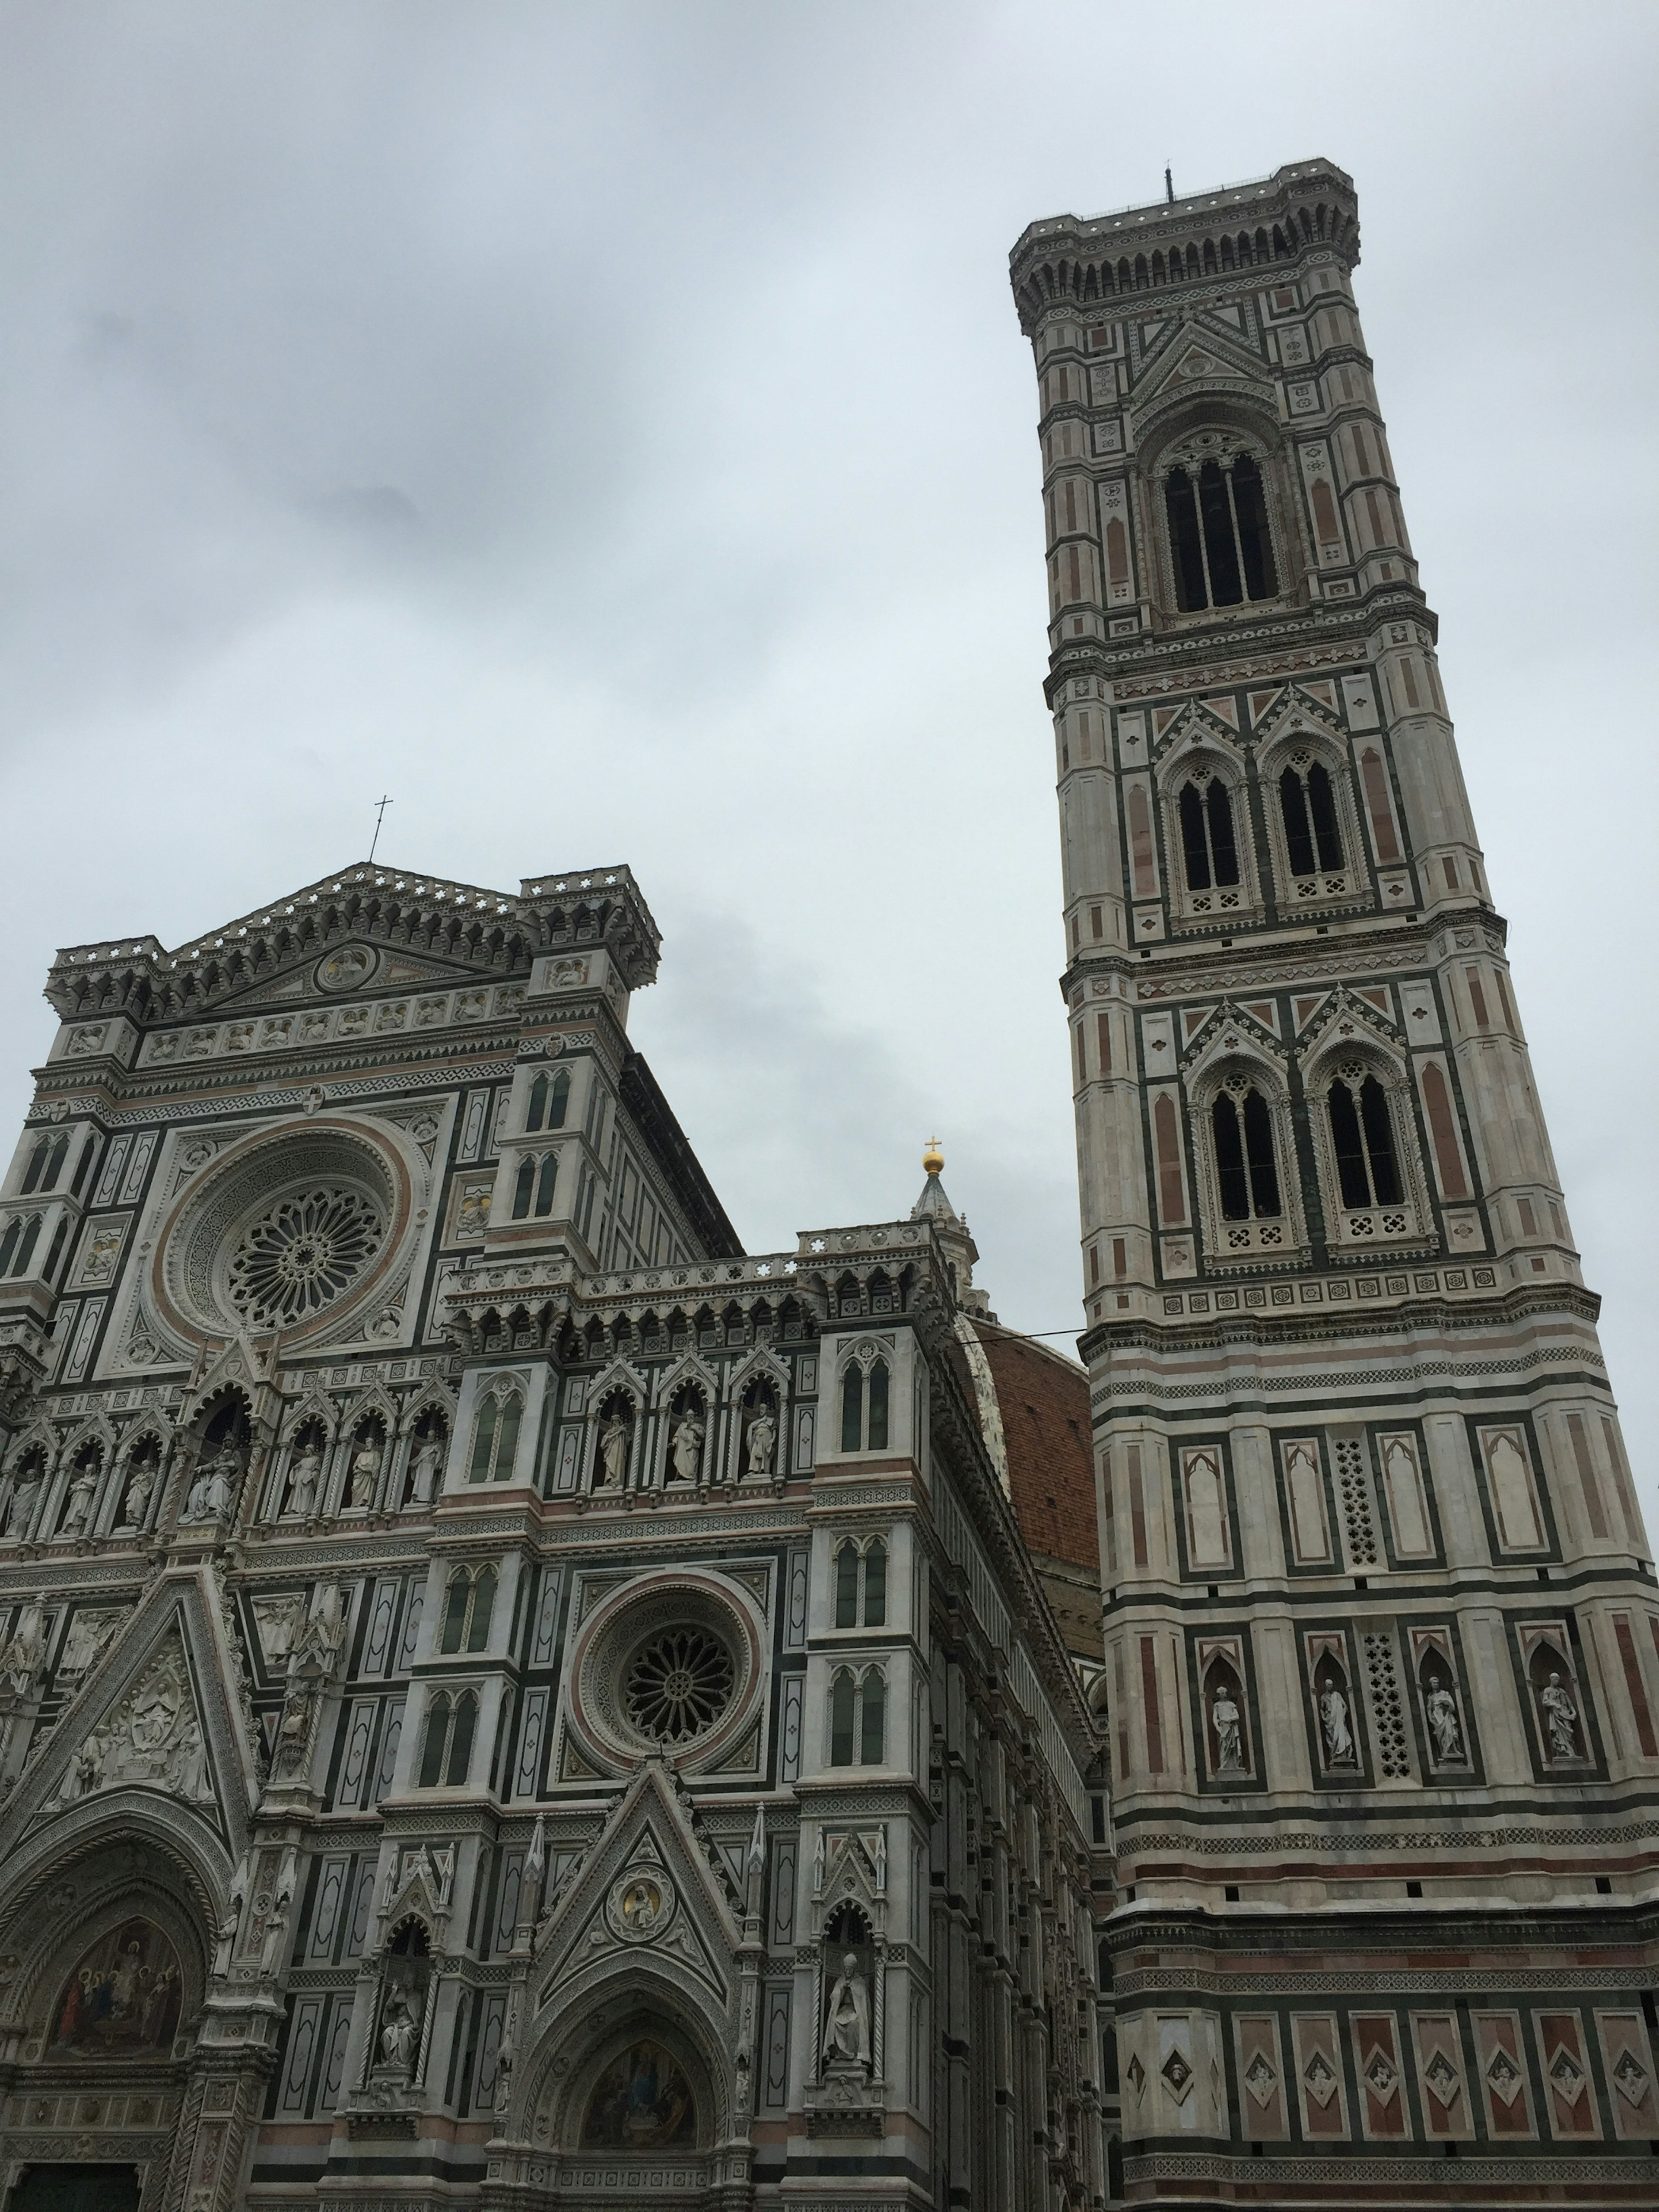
left=534, top=1154, right=558, bottom=1217
left=1210, top=1084, right=1281, bottom=1220
left=418, top=1687, right=479, bottom=1787
left=0, top=1221, right=18, bottom=1277
left=512, top=1157, right=534, bottom=1220
left=19, top=1140, right=49, bottom=1196
left=839, top=1358, right=889, bottom=1453
left=829, top=1665, right=887, bottom=1767
left=467, top=1391, right=522, bottom=1483
left=1327, top=1074, right=1402, bottom=1208
left=439, top=1564, right=496, bottom=1654
left=525, top=1068, right=570, bottom=1134
left=1279, top=758, right=1344, bottom=875
left=1177, top=775, right=1240, bottom=890
left=1166, top=452, right=1278, bottom=612
left=833, top=1536, right=888, bottom=1627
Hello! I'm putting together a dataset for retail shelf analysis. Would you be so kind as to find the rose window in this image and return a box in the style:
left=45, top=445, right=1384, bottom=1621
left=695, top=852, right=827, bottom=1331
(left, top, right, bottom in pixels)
left=225, top=1186, right=385, bottom=1327
left=624, top=1627, right=734, bottom=1744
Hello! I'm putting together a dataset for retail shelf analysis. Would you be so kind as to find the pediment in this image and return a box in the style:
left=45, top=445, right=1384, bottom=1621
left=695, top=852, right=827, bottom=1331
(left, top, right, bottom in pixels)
left=533, top=1760, right=740, bottom=2017
left=1150, top=698, right=1246, bottom=766
left=1133, top=315, right=1273, bottom=407
left=1180, top=1000, right=1287, bottom=1081
left=1250, top=682, right=1348, bottom=751
left=3, top=1572, right=258, bottom=1857
left=211, top=939, right=501, bottom=1015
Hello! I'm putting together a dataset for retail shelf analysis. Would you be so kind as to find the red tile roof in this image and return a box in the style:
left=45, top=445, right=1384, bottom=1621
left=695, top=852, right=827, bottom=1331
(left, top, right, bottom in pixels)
left=974, top=1326, right=1097, bottom=1573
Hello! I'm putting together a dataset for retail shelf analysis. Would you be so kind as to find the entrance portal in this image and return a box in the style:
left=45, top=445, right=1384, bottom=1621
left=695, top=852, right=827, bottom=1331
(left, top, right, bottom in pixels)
left=6, top=2169, right=142, bottom=2212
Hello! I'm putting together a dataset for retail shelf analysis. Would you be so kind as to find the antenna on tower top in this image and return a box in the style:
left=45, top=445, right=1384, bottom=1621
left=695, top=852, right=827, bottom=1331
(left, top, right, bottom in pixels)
left=1165, top=166, right=1175, bottom=205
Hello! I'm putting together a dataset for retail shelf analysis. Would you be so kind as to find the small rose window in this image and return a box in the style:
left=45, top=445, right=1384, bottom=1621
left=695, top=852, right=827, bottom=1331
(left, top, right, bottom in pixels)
left=624, top=1627, right=734, bottom=1744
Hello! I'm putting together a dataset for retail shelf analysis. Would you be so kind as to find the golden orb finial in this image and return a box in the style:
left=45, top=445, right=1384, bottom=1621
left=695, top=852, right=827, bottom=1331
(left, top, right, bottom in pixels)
left=922, top=1135, right=944, bottom=1176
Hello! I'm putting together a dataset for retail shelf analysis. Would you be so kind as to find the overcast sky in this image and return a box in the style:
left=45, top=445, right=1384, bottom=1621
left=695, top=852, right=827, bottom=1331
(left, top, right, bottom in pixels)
left=1, top=3, right=1654, bottom=1519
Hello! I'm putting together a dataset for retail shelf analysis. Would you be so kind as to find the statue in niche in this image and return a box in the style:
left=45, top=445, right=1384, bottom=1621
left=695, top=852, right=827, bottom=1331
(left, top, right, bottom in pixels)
left=597, top=1407, right=631, bottom=1487
left=346, top=1433, right=383, bottom=1509
left=821, top=1950, right=872, bottom=2071
left=284, top=1437, right=324, bottom=1518
left=1425, top=1673, right=1464, bottom=1762
left=408, top=1429, right=445, bottom=1505
left=1319, top=1681, right=1354, bottom=1767
left=181, top=1439, right=242, bottom=1524
left=60, top=1460, right=100, bottom=1538
left=1208, top=1679, right=1244, bottom=1773
left=0, top=1603, right=47, bottom=1699
left=1538, top=1669, right=1581, bottom=1761
left=379, top=1986, right=421, bottom=2070
left=745, top=1405, right=777, bottom=1478
left=119, top=1449, right=159, bottom=1530
left=670, top=1409, right=704, bottom=1484
left=4, top=1465, right=43, bottom=1541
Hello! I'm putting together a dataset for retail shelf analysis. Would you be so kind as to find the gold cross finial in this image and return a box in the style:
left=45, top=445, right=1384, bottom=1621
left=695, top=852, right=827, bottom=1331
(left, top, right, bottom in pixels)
left=922, top=1136, right=944, bottom=1175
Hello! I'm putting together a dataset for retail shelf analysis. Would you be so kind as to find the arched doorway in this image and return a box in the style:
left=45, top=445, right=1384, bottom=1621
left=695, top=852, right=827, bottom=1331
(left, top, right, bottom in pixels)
left=6, top=2168, right=141, bottom=2212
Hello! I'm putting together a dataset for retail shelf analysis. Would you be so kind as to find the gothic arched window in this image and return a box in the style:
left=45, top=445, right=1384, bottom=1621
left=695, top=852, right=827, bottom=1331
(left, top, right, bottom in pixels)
left=534, top=1154, right=558, bottom=1217
left=467, top=1392, right=522, bottom=1483
left=1279, top=759, right=1344, bottom=875
left=1166, top=452, right=1278, bottom=612
left=19, top=1139, right=49, bottom=1195
left=439, top=1565, right=496, bottom=1654
left=1211, top=1085, right=1281, bottom=1220
left=418, top=1687, right=479, bottom=1787
left=1178, top=776, right=1240, bottom=891
left=1327, top=1074, right=1402, bottom=1208
left=0, top=1221, right=18, bottom=1277
left=829, top=1665, right=887, bottom=1767
left=838, top=1359, right=890, bottom=1453
left=834, top=1537, right=887, bottom=1628
left=525, top=1067, right=570, bottom=1134
left=512, top=1157, right=534, bottom=1220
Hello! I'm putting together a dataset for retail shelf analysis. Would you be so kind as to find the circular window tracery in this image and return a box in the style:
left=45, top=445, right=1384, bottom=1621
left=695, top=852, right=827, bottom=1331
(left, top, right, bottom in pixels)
left=225, top=1185, right=385, bottom=1327
left=624, top=1627, right=734, bottom=1744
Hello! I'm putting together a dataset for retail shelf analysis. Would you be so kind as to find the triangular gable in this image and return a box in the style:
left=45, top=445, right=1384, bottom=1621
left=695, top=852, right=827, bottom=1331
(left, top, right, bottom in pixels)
left=1180, top=1001, right=1286, bottom=1081
left=211, top=939, right=501, bottom=1016
left=1301, top=986, right=1403, bottom=1063
left=4, top=1570, right=257, bottom=1857
left=1132, top=314, right=1274, bottom=407
left=1250, top=682, right=1348, bottom=752
left=532, top=1759, right=740, bottom=2017
left=1151, top=697, right=1246, bottom=767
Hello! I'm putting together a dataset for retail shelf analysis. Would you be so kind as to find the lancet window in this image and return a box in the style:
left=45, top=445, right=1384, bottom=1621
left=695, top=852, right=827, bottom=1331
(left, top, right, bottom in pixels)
left=417, top=1688, right=479, bottom=1788
left=525, top=1067, right=570, bottom=1133
left=1210, top=1084, right=1281, bottom=1220
left=1327, top=1072, right=1402, bottom=1209
left=829, top=1665, right=887, bottom=1767
left=1177, top=774, right=1240, bottom=891
left=834, top=1537, right=888, bottom=1628
left=1279, top=758, right=1344, bottom=876
left=839, top=1358, right=890, bottom=1453
left=467, top=1391, right=523, bottom=1483
left=1165, top=451, right=1278, bottom=611
left=439, top=1564, right=496, bottom=1654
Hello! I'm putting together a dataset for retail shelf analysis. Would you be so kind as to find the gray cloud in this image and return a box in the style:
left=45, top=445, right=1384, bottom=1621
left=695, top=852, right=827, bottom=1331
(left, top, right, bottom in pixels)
left=0, top=0, right=1653, bottom=1519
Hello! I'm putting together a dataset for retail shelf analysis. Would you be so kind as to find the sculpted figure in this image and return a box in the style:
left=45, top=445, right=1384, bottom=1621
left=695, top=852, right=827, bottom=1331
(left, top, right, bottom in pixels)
left=1319, top=1684, right=1354, bottom=1766
left=5, top=1473, right=42, bottom=1541
left=670, top=1413, right=704, bottom=1484
left=346, top=1438, right=382, bottom=1509
left=821, top=1951, right=872, bottom=2069
left=409, top=1436, right=444, bottom=1505
left=379, top=1986, right=421, bottom=2072
left=285, top=1442, right=322, bottom=1518
left=0, top=1604, right=47, bottom=1697
left=60, top=1464, right=99, bottom=1538
left=1425, top=1675, right=1464, bottom=1761
left=1539, top=1670, right=1580, bottom=1761
left=182, top=1441, right=241, bottom=1523
left=119, top=1459, right=157, bottom=1530
left=1210, top=1687, right=1243, bottom=1773
left=598, top=1412, right=630, bottom=1487
left=745, top=1408, right=777, bottom=1478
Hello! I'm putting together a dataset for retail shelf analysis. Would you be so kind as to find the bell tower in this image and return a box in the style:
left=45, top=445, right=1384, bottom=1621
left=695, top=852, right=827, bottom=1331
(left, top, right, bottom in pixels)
left=1011, top=162, right=1659, bottom=2196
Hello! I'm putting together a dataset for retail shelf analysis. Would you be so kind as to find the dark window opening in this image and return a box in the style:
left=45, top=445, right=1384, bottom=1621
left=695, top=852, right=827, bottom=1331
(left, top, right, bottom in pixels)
left=1211, top=1088, right=1281, bottom=1220
left=1279, top=760, right=1344, bottom=875
left=1165, top=452, right=1278, bottom=612
left=1328, top=1074, right=1401, bottom=1208
left=1178, top=777, right=1240, bottom=891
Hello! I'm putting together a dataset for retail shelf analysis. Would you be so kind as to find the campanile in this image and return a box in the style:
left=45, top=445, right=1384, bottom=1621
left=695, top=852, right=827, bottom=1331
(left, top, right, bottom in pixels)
left=1011, top=162, right=1659, bottom=2199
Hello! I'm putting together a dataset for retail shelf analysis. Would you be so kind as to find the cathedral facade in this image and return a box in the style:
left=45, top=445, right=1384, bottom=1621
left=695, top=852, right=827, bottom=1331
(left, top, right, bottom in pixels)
left=1011, top=159, right=1659, bottom=2201
left=0, top=876, right=1104, bottom=2209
